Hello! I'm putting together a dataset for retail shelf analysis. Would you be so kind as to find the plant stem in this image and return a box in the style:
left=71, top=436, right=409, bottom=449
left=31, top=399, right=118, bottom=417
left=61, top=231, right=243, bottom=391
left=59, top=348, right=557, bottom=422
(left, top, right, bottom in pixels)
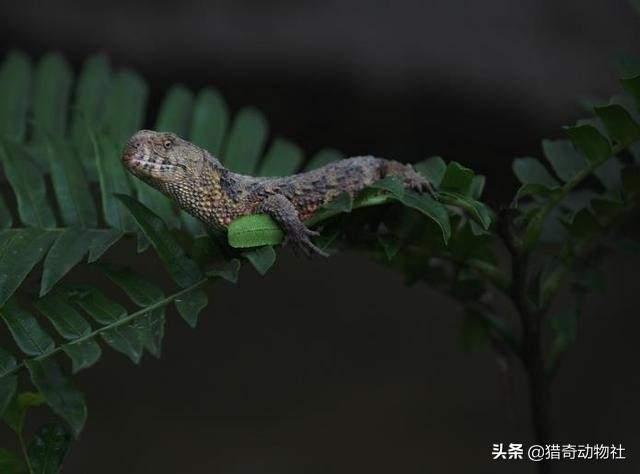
left=501, top=218, right=553, bottom=474
left=18, top=430, right=33, bottom=474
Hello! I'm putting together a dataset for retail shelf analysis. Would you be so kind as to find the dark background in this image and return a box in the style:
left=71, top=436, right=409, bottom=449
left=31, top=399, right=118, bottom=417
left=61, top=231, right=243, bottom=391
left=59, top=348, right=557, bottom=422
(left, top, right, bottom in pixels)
left=1, top=1, right=640, bottom=472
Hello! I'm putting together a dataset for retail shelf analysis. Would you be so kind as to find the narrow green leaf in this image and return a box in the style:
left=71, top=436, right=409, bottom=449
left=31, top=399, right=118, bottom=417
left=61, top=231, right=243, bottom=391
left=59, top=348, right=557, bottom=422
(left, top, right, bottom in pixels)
left=132, top=308, right=165, bottom=358
left=305, top=148, right=344, bottom=171
left=542, top=139, right=587, bottom=182
left=0, top=375, right=17, bottom=416
left=101, top=325, right=143, bottom=364
left=469, top=175, right=486, bottom=199
left=258, top=138, right=304, bottom=177
left=621, top=75, right=640, bottom=111
left=87, top=229, right=123, bottom=263
left=0, top=194, right=12, bottom=229
left=103, top=265, right=164, bottom=306
left=155, top=85, right=194, bottom=136
left=206, top=259, right=241, bottom=283
left=228, top=214, right=284, bottom=248
left=70, top=54, right=111, bottom=178
left=102, top=70, right=148, bottom=144
left=0, top=300, right=55, bottom=356
left=175, top=288, right=208, bottom=328
left=28, top=422, right=72, bottom=474
left=439, top=191, right=492, bottom=229
left=0, top=51, right=31, bottom=142
left=116, top=194, right=203, bottom=287
left=43, top=136, right=97, bottom=228
left=74, top=287, right=126, bottom=324
left=25, top=359, right=87, bottom=437
left=74, top=287, right=142, bottom=363
left=513, top=157, right=560, bottom=187
left=372, top=178, right=451, bottom=243
left=2, top=391, right=45, bottom=434
left=440, top=162, right=474, bottom=196
left=594, top=104, right=640, bottom=147
left=40, top=229, right=93, bottom=296
left=415, top=156, right=447, bottom=187
left=63, top=339, right=102, bottom=374
left=92, top=133, right=134, bottom=230
left=35, top=293, right=92, bottom=340
left=0, top=448, right=27, bottom=474
left=565, top=125, right=612, bottom=165
left=32, top=53, right=73, bottom=142
left=0, top=347, right=17, bottom=377
left=0, top=142, right=57, bottom=228
left=223, top=107, right=268, bottom=173
left=189, top=87, right=229, bottom=156
left=243, top=246, right=276, bottom=275
left=0, top=229, right=56, bottom=305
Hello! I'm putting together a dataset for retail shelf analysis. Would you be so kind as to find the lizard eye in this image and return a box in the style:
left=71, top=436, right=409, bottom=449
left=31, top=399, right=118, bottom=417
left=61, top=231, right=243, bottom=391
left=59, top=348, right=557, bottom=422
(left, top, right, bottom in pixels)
left=163, top=140, right=173, bottom=150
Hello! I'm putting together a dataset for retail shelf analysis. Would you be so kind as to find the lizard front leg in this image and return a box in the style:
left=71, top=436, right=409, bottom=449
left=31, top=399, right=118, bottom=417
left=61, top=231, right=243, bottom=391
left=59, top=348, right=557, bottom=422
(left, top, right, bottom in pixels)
left=258, top=194, right=328, bottom=257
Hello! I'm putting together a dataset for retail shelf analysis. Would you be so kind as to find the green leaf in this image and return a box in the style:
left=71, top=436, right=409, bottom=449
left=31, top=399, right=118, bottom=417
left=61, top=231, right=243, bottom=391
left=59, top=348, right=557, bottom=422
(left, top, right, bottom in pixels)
left=92, top=133, right=134, bottom=230
left=378, top=235, right=400, bottom=261
left=74, top=287, right=142, bottom=363
left=115, top=194, right=203, bottom=287
left=372, top=178, right=451, bottom=243
left=70, top=54, right=111, bottom=178
left=28, top=422, right=72, bottom=474
left=102, top=70, right=148, bottom=144
left=0, top=299, right=55, bottom=356
left=243, top=246, right=276, bottom=275
left=175, top=288, right=208, bottom=328
left=0, top=51, right=31, bottom=142
left=305, top=148, right=344, bottom=171
left=0, top=142, right=57, bottom=228
left=593, top=104, right=640, bottom=147
left=228, top=214, right=284, bottom=248
left=189, top=87, right=229, bottom=156
left=206, top=259, right=241, bottom=283
left=74, top=287, right=126, bottom=324
left=593, top=157, right=623, bottom=190
left=40, top=229, right=93, bottom=296
left=542, top=139, right=587, bottom=182
left=87, top=229, right=123, bottom=263
left=223, top=107, right=268, bottom=174
left=565, top=125, right=611, bottom=165
left=0, top=347, right=17, bottom=377
left=0, top=229, right=56, bottom=305
left=25, top=359, right=87, bottom=437
left=0, top=194, right=12, bottom=229
left=2, top=391, right=45, bottom=434
left=155, top=85, right=194, bottom=136
left=414, top=156, right=446, bottom=187
left=622, top=75, right=640, bottom=111
left=132, top=308, right=165, bottom=358
left=32, top=53, right=73, bottom=143
left=258, top=138, right=304, bottom=177
left=63, top=339, right=102, bottom=374
left=469, top=175, right=486, bottom=199
left=440, top=162, right=474, bottom=196
left=43, top=136, right=97, bottom=228
left=439, top=191, right=492, bottom=229
left=513, top=157, right=559, bottom=187
left=0, top=375, right=17, bottom=416
left=35, top=293, right=92, bottom=340
left=103, top=265, right=164, bottom=306
left=0, top=448, right=27, bottom=474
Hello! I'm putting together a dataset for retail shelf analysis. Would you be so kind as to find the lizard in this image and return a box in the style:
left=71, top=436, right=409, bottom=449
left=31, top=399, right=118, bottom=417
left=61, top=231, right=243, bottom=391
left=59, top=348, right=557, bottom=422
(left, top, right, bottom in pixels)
left=122, top=130, right=436, bottom=256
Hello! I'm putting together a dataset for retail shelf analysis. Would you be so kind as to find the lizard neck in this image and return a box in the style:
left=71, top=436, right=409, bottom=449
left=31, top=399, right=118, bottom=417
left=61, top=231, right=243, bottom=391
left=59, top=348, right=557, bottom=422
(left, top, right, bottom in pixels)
left=164, top=160, right=240, bottom=227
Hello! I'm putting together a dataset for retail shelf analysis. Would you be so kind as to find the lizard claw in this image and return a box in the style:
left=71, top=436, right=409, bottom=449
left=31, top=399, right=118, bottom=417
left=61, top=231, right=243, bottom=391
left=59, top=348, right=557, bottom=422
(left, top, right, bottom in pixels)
left=284, top=226, right=328, bottom=258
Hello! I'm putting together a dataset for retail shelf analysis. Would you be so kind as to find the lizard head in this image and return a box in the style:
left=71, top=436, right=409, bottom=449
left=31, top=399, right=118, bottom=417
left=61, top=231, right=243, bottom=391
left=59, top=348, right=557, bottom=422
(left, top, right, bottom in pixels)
left=122, top=130, right=212, bottom=188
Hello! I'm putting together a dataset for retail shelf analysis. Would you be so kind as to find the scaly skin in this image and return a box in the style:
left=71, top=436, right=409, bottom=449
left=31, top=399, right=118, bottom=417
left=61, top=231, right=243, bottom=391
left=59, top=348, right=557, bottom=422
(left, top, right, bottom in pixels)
left=122, top=130, right=435, bottom=255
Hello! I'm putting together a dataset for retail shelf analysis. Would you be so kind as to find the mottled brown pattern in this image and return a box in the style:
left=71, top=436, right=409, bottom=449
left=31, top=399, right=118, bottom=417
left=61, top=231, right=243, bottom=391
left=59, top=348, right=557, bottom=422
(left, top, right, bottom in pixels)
left=122, top=130, right=434, bottom=255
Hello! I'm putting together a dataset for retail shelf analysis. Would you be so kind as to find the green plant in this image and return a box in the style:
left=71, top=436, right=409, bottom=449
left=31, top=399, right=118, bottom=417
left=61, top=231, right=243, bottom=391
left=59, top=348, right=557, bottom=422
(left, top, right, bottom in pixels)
left=0, top=49, right=638, bottom=474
